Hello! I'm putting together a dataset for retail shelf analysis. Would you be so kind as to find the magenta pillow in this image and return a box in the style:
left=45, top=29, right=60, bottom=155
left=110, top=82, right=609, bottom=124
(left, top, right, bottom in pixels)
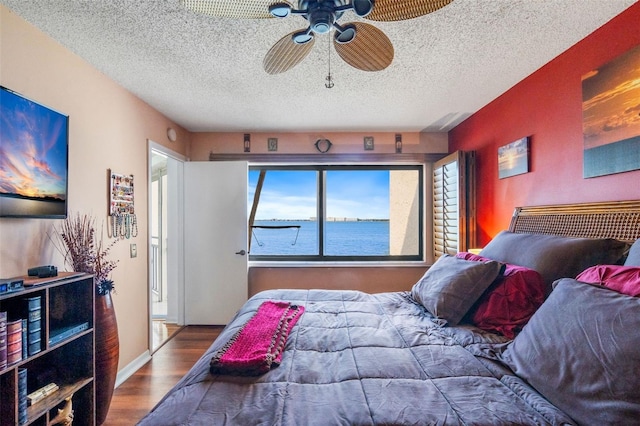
left=456, top=252, right=546, bottom=338
left=576, top=265, right=640, bottom=297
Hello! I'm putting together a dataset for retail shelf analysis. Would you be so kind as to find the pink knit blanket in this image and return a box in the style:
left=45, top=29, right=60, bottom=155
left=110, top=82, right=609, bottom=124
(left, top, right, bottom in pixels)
left=210, top=301, right=304, bottom=376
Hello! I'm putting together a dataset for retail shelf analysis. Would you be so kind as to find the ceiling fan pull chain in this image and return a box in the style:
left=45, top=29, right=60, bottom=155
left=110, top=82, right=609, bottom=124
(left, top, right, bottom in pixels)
left=325, top=35, right=334, bottom=88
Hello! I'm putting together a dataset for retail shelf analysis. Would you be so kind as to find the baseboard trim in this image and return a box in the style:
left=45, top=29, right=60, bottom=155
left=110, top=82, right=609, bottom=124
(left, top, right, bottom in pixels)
left=115, top=350, right=151, bottom=388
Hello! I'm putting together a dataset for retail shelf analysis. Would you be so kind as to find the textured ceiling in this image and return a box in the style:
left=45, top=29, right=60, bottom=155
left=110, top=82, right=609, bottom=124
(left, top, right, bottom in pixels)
left=1, top=0, right=635, bottom=132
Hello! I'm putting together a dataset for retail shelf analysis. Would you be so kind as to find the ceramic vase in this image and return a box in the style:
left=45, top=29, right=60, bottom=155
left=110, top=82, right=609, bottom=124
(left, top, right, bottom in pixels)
left=95, top=291, right=119, bottom=425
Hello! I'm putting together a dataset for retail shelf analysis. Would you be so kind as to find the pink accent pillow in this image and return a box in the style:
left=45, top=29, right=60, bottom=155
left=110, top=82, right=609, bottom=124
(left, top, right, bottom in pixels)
left=456, top=252, right=546, bottom=339
left=576, top=265, right=640, bottom=297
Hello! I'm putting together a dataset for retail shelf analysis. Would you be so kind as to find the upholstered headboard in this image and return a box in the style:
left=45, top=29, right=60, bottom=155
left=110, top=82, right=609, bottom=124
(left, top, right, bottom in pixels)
left=509, top=200, right=640, bottom=243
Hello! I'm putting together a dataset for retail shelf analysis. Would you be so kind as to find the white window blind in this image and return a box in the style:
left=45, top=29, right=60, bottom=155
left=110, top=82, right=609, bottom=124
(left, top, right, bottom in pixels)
left=433, top=151, right=476, bottom=258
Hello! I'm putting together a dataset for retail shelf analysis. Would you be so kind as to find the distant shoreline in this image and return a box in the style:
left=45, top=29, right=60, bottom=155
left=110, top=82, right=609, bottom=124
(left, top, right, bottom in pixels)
left=0, top=192, right=65, bottom=202
left=256, top=218, right=389, bottom=222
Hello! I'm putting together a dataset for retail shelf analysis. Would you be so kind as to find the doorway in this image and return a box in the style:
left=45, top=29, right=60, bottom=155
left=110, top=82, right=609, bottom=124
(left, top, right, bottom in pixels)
left=149, top=141, right=185, bottom=352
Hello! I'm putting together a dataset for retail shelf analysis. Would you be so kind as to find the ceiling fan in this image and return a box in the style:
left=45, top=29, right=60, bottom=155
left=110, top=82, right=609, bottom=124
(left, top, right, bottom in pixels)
left=181, top=0, right=453, bottom=74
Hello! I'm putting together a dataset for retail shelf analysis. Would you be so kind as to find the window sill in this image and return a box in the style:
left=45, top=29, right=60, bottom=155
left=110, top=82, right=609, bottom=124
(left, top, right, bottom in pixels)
left=248, top=261, right=431, bottom=268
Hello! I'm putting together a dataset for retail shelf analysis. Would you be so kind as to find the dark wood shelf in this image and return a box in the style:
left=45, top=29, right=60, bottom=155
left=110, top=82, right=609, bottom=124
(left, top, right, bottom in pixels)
left=0, top=273, right=95, bottom=426
left=25, top=376, right=93, bottom=424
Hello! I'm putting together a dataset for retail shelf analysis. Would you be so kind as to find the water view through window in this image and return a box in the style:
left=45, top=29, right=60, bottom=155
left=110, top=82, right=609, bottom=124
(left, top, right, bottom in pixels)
left=248, top=166, right=422, bottom=260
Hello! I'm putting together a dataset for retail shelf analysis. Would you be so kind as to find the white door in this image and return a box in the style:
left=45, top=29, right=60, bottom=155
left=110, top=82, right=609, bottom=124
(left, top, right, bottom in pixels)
left=184, top=161, right=248, bottom=324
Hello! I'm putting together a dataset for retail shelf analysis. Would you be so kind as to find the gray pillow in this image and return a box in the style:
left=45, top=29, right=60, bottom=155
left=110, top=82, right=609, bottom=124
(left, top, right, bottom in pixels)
left=625, top=239, right=640, bottom=266
left=502, top=278, right=640, bottom=425
left=479, top=231, right=628, bottom=290
left=411, top=254, right=503, bottom=325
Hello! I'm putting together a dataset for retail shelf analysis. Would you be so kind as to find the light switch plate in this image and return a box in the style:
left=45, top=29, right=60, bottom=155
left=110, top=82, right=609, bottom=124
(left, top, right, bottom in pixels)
left=130, top=243, right=137, bottom=258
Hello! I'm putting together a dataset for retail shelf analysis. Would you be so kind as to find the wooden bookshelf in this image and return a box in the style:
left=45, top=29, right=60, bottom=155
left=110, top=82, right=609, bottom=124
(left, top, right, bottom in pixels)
left=0, top=273, right=95, bottom=425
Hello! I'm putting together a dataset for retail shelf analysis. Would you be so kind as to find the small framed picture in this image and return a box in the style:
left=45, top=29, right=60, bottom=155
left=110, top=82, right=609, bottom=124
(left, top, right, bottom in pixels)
left=498, top=136, right=530, bottom=179
left=364, top=136, right=374, bottom=151
left=268, top=138, right=278, bottom=152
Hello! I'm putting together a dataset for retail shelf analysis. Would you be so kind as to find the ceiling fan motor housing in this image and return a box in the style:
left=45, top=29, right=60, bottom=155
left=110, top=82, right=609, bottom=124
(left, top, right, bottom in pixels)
left=299, top=0, right=345, bottom=34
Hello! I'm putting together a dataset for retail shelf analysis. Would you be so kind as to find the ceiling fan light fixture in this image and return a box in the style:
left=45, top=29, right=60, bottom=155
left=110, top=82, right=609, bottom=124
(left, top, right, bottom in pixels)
left=352, top=0, right=374, bottom=17
left=269, top=2, right=292, bottom=17
left=313, top=21, right=332, bottom=34
left=334, top=23, right=356, bottom=44
left=293, top=30, right=314, bottom=44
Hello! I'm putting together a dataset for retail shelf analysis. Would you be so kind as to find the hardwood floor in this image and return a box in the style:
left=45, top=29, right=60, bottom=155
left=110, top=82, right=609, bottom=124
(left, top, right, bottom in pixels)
left=103, top=326, right=224, bottom=425
left=152, top=319, right=181, bottom=351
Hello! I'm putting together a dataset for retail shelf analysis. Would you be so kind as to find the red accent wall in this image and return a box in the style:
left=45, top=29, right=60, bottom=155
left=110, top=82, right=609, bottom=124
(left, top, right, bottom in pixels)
left=449, top=3, right=640, bottom=246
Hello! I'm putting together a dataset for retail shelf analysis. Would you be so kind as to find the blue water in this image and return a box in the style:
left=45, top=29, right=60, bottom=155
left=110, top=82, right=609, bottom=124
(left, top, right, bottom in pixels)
left=250, top=220, right=389, bottom=256
left=583, top=136, right=640, bottom=178
left=0, top=195, right=66, bottom=217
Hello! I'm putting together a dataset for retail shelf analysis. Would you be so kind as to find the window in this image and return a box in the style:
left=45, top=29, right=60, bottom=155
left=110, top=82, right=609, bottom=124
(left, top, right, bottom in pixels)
left=248, top=165, right=423, bottom=261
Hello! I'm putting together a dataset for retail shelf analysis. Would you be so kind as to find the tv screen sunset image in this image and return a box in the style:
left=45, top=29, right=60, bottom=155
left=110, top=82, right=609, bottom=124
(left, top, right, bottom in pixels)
left=0, top=88, right=68, bottom=217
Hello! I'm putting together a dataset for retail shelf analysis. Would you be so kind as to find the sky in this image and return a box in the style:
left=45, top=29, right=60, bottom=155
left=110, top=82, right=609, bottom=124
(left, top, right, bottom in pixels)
left=0, top=89, right=68, bottom=200
left=582, top=44, right=640, bottom=150
left=248, top=169, right=390, bottom=220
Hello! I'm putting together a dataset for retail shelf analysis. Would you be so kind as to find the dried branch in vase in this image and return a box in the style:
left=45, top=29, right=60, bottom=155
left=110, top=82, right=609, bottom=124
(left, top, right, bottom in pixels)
left=51, top=212, right=119, bottom=295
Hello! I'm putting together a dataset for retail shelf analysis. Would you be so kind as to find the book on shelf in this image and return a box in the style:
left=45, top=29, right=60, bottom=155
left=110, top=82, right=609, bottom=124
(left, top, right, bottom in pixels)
left=23, top=295, right=42, bottom=356
left=7, top=318, right=23, bottom=365
left=21, top=319, right=27, bottom=360
left=27, top=382, right=59, bottom=406
left=18, top=368, right=28, bottom=425
left=0, top=311, right=7, bottom=369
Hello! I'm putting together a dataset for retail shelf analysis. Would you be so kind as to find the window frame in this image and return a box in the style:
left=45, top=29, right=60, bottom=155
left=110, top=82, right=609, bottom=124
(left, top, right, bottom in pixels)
left=248, top=163, right=424, bottom=262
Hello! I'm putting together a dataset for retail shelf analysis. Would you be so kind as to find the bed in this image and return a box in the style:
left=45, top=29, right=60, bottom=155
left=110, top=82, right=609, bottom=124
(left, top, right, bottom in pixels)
left=138, top=201, right=640, bottom=425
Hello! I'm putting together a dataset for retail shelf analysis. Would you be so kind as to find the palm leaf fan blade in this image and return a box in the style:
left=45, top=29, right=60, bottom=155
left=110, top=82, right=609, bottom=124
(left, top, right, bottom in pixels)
left=264, top=32, right=315, bottom=74
left=334, top=23, right=393, bottom=71
left=180, top=0, right=281, bottom=19
left=366, top=0, right=453, bottom=22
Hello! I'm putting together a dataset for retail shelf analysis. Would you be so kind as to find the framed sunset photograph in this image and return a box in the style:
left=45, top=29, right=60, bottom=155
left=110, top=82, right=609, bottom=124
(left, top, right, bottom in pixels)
left=498, top=137, right=529, bottom=179
left=582, top=44, right=640, bottom=178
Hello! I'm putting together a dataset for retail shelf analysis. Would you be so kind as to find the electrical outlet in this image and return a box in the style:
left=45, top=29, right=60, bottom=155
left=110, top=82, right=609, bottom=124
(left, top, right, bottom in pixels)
left=130, top=243, right=137, bottom=258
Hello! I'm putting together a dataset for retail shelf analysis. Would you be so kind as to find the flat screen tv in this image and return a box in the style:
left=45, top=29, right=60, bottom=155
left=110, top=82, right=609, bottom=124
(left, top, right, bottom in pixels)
left=0, top=86, right=69, bottom=218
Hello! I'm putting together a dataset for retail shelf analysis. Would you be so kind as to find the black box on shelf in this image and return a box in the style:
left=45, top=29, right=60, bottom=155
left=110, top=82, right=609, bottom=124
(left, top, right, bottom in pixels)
left=48, top=322, right=89, bottom=346
left=0, top=278, right=24, bottom=294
